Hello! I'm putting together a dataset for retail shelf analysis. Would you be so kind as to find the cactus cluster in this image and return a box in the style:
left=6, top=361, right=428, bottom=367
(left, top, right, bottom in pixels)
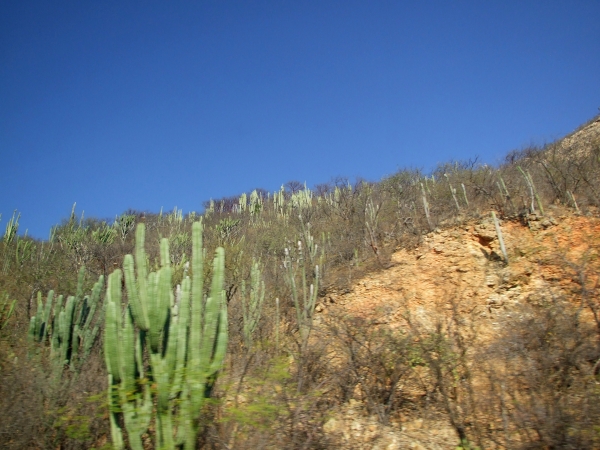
left=104, top=221, right=228, bottom=450
left=28, top=266, right=103, bottom=372
left=290, top=184, right=313, bottom=211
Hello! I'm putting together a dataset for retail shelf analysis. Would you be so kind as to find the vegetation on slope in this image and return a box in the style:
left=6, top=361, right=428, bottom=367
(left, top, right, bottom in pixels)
left=0, top=116, right=599, bottom=449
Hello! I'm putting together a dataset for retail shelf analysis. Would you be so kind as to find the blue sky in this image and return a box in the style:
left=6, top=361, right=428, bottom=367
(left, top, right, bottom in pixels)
left=1, top=1, right=599, bottom=239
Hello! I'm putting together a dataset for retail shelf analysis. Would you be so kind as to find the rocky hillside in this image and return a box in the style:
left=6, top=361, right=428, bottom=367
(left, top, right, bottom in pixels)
left=318, top=209, right=600, bottom=449
left=312, top=113, right=600, bottom=450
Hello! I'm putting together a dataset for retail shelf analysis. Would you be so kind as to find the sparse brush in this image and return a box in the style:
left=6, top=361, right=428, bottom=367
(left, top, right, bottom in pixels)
left=0, top=291, right=16, bottom=331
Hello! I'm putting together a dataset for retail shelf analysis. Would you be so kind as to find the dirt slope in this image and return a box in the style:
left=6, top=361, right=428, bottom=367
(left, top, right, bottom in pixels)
left=318, top=208, right=600, bottom=449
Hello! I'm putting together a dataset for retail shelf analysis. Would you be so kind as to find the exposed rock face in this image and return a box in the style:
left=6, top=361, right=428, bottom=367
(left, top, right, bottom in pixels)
left=318, top=210, right=600, bottom=449
left=323, top=210, right=599, bottom=323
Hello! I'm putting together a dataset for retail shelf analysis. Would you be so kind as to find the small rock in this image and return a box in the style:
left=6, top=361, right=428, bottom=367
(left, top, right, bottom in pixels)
left=351, top=419, right=362, bottom=431
left=323, top=418, right=340, bottom=434
left=409, top=442, right=427, bottom=450
left=487, top=294, right=505, bottom=308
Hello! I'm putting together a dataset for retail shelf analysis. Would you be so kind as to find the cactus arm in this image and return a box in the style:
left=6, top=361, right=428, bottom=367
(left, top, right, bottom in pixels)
left=190, top=221, right=205, bottom=354
left=104, top=271, right=122, bottom=382
left=86, top=275, right=104, bottom=326
left=41, top=290, right=54, bottom=341
left=209, top=289, right=228, bottom=374
left=57, top=296, right=75, bottom=366
left=124, top=254, right=149, bottom=331
left=107, top=374, right=125, bottom=450
left=35, top=291, right=44, bottom=337
left=492, top=211, right=509, bottom=263
left=120, top=306, right=136, bottom=394
left=135, top=224, right=149, bottom=317
left=241, top=259, right=265, bottom=348
left=27, top=317, right=37, bottom=343
left=50, top=295, right=63, bottom=356
left=171, top=276, right=191, bottom=398
left=199, top=248, right=225, bottom=371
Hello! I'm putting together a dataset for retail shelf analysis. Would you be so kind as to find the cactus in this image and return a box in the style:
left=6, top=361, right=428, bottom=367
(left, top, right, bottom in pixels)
left=461, top=183, right=469, bottom=207
left=497, top=176, right=516, bottom=211
left=273, top=185, right=286, bottom=217
left=420, top=183, right=433, bottom=230
left=283, top=240, right=319, bottom=353
left=241, top=259, right=265, bottom=348
left=444, top=174, right=461, bottom=212
left=518, top=166, right=544, bottom=215
left=105, top=221, right=228, bottom=450
left=215, top=217, right=241, bottom=244
left=290, top=184, right=313, bottom=211
left=28, top=267, right=104, bottom=372
left=491, top=212, right=509, bottom=264
left=114, top=213, right=136, bottom=242
left=92, top=222, right=117, bottom=245
left=567, top=190, right=580, bottom=213
left=249, top=189, right=263, bottom=215
left=239, top=192, right=248, bottom=212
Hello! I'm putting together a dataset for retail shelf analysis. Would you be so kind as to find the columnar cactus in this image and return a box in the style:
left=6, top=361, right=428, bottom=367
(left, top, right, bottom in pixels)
left=28, top=266, right=103, bottom=372
left=491, top=211, right=509, bottom=264
left=420, top=182, right=433, bottom=230
left=283, top=240, right=319, bottom=353
left=273, top=185, right=286, bottom=217
left=518, top=166, right=544, bottom=215
left=241, top=259, right=265, bottom=348
left=104, top=221, right=228, bottom=450
left=249, top=189, right=262, bottom=215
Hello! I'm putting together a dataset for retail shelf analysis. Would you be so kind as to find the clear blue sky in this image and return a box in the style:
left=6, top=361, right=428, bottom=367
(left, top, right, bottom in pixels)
left=1, top=1, right=599, bottom=239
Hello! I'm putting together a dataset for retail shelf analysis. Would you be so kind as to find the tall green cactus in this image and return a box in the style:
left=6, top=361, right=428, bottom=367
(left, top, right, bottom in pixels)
left=28, top=267, right=103, bottom=372
left=241, top=258, right=265, bottom=349
left=104, top=221, right=228, bottom=450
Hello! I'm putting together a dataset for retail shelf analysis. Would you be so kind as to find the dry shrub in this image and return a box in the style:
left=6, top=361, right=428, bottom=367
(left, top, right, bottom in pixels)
left=483, top=295, right=600, bottom=449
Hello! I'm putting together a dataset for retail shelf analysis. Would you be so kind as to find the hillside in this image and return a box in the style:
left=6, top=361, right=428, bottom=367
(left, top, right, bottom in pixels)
left=1, top=115, right=599, bottom=449
left=318, top=212, right=600, bottom=449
